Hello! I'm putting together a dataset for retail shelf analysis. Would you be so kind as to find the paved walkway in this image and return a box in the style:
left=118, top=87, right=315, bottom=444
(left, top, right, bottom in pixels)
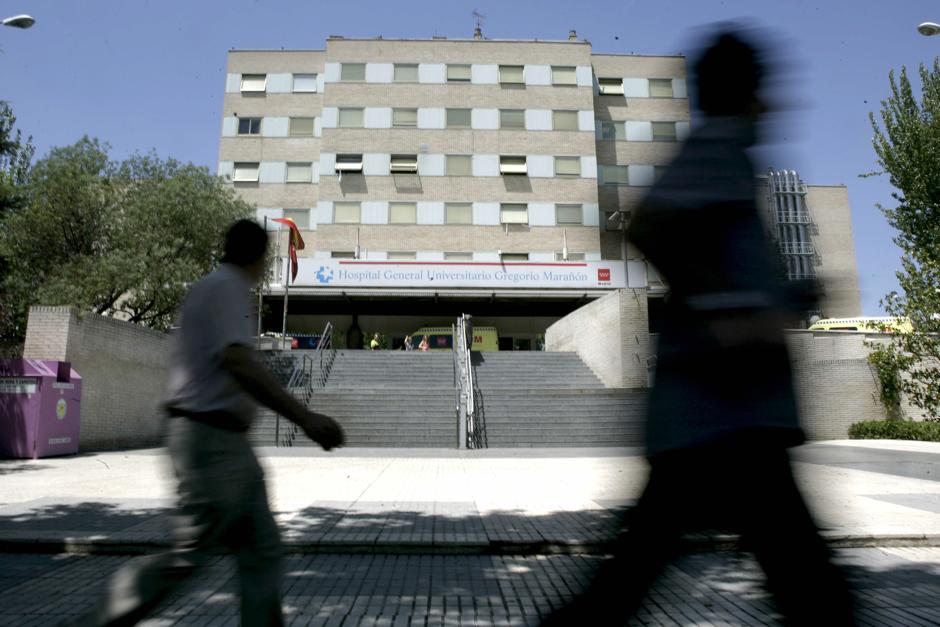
left=1, top=440, right=940, bottom=625
left=1, top=441, right=939, bottom=554
left=2, top=548, right=939, bottom=625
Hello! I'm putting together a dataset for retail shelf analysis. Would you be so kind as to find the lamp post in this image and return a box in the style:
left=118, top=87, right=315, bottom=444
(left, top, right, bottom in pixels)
left=917, top=22, right=940, bottom=36
left=2, top=14, right=35, bottom=29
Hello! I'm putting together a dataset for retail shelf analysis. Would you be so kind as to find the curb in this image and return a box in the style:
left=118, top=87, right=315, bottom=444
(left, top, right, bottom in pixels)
left=2, top=532, right=939, bottom=556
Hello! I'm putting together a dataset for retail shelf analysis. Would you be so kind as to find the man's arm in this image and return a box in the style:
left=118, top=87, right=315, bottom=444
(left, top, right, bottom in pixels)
left=221, top=345, right=344, bottom=450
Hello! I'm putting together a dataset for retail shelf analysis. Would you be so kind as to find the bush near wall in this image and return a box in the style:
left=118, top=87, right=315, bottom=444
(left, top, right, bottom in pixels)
left=848, top=420, right=940, bottom=442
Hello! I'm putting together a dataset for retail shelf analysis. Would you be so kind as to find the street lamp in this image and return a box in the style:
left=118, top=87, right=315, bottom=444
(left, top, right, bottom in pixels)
left=918, top=22, right=940, bottom=36
left=1, top=14, right=35, bottom=29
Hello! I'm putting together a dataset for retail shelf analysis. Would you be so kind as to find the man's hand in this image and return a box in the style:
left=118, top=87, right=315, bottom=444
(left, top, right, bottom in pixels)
left=300, top=411, right=345, bottom=451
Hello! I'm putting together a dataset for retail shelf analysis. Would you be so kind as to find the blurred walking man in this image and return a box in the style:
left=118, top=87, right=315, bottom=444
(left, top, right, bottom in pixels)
left=75, top=219, right=344, bottom=626
left=543, top=27, right=855, bottom=626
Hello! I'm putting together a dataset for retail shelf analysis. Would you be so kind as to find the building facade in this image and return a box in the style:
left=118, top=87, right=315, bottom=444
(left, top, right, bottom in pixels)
left=218, top=34, right=858, bottom=348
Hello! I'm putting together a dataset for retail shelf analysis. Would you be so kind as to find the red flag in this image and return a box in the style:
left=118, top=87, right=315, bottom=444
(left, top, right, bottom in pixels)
left=271, top=217, right=305, bottom=283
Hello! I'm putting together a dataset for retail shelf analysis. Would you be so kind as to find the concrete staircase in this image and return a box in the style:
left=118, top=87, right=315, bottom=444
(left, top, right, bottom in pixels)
left=248, top=350, right=646, bottom=448
left=249, top=351, right=457, bottom=448
left=470, top=352, right=646, bottom=447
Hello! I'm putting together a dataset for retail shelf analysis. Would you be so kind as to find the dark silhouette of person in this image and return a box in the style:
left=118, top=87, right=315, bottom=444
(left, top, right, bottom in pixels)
left=72, top=220, right=344, bottom=626
left=542, top=27, right=855, bottom=626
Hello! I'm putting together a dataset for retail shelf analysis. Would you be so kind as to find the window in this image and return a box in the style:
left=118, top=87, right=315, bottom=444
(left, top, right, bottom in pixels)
left=392, top=108, right=417, bottom=127
left=332, top=251, right=356, bottom=259
left=389, top=203, right=417, bottom=224
left=394, top=64, right=419, bottom=82
left=232, top=162, right=259, bottom=182
left=445, top=203, right=472, bottom=224
left=446, top=108, right=471, bottom=128
left=289, top=117, right=315, bottom=136
left=652, top=122, right=677, bottom=142
left=598, top=78, right=624, bottom=95
left=237, top=117, right=261, bottom=135
left=552, top=66, right=577, bottom=85
left=553, top=110, right=579, bottom=131
left=340, top=63, right=366, bottom=81
left=446, top=155, right=472, bottom=176
left=283, top=209, right=309, bottom=229
left=499, top=156, right=527, bottom=175
left=600, top=121, right=625, bottom=140
left=338, top=108, right=364, bottom=128
left=554, top=156, right=581, bottom=177
left=649, top=78, right=673, bottom=97
left=334, top=202, right=361, bottom=224
left=447, top=64, right=471, bottom=82
left=292, top=74, right=317, bottom=92
left=286, top=162, right=312, bottom=183
left=499, top=65, right=524, bottom=84
left=500, top=253, right=529, bottom=262
left=444, top=252, right=473, bottom=261
left=335, top=154, right=363, bottom=173
left=390, top=154, right=418, bottom=173
left=600, top=165, right=630, bottom=185
left=555, top=252, right=585, bottom=261
left=500, top=203, right=528, bottom=224
left=654, top=165, right=668, bottom=181
left=500, top=109, right=525, bottom=129
left=240, top=74, right=266, bottom=92
left=556, top=204, right=582, bottom=225
left=388, top=252, right=417, bottom=261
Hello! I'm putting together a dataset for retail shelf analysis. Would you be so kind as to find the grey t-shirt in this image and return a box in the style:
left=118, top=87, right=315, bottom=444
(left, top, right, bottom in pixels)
left=165, top=263, right=256, bottom=427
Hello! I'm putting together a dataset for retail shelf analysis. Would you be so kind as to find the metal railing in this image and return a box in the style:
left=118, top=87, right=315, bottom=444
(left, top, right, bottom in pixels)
left=453, top=315, right=480, bottom=449
left=779, top=241, right=815, bottom=255
left=276, top=322, right=335, bottom=447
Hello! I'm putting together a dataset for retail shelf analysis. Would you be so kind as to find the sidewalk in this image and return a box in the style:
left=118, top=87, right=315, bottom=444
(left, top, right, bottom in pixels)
left=1, top=440, right=939, bottom=554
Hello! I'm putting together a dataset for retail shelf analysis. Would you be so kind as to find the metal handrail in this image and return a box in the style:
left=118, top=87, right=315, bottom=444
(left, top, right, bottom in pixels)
left=453, top=315, right=477, bottom=449
left=277, top=321, right=335, bottom=447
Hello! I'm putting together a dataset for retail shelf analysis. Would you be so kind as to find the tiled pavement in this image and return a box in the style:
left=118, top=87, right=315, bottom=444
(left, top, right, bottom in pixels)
left=1, top=548, right=940, bottom=626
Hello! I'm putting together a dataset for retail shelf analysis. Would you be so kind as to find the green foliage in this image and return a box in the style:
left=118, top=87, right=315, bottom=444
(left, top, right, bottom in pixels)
left=0, top=137, right=253, bottom=349
left=0, top=101, right=34, bottom=217
left=868, top=60, right=940, bottom=420
left=848, top=419, right=940, bottom=442
left=0, top=102, right=35, bottom=353
left=866, top=343, right=907, bottom=420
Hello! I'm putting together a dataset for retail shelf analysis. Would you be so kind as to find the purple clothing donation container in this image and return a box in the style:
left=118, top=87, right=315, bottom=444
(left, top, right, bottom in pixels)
left=0, top=359, right=82, bottom=459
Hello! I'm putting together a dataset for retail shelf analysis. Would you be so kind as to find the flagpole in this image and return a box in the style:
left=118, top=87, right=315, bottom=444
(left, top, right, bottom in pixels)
left=281, top=223, right=289, bottom=345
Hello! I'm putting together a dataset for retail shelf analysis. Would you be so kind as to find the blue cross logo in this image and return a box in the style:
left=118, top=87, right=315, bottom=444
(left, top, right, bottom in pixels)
left=316, top=266, right=334, bottom=284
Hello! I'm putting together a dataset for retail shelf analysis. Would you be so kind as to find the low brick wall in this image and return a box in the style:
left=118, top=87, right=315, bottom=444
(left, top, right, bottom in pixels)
left=786, top=330, right=929, bottom=439
left=23, top=307, right=172, bottom=451
left=546, top=291, right=930, bottom=441
left=545, top=289, right=651, bottom=388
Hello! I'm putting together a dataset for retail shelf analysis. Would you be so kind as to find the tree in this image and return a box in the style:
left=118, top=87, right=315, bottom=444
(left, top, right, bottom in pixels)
left=868, top=60, right=940, bottom=420
left=0, top=137, right=253, bottom=351
left=0, top=102, right=35, bottom=350
left=0, top=101, right=34, bottom=218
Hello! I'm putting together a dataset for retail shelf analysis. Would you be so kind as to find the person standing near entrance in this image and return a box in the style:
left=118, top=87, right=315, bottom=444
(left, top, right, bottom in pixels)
left=542, top=27, right=854, bottom=626
left=74, top=219, right=345, bottom=627
left=370, top=332, right=381, bottom=350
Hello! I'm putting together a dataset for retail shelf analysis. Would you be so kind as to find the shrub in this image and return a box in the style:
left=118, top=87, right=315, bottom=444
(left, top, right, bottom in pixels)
left=848, top=420, right=940, bottom=442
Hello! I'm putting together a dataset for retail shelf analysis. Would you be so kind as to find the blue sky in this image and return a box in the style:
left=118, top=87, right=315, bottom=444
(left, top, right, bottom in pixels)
left=2, top=0, right=937, bottom=315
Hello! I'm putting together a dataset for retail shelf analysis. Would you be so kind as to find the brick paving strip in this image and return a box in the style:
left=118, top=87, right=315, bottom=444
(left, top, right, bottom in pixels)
left=2, top=497, right=939, bottom=558
left=1, top=548, right=939, bottom=626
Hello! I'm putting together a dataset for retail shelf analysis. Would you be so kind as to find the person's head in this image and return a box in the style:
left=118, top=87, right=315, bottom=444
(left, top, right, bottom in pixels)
left=693, top=28, right=766, bottom=120
left=374, top=333, right=380, bottom=340
left=222, top=219, right=268, bottom=283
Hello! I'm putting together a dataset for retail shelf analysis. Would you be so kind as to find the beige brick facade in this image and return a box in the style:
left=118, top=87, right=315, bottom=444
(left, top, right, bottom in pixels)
left=218, top=37, right=690, bottom=265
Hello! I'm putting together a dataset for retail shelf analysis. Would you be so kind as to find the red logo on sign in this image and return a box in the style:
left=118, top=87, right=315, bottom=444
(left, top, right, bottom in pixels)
left=597, top=268, right=611, bottom=282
